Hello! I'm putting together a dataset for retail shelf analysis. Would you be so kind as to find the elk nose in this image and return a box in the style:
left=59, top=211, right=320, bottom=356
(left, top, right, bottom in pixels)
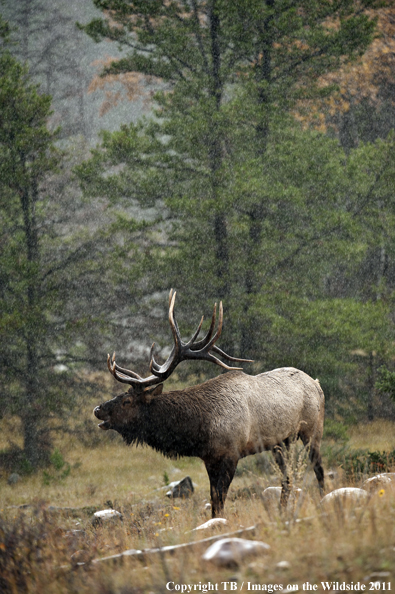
left=93, top=405, right=101, bottom=417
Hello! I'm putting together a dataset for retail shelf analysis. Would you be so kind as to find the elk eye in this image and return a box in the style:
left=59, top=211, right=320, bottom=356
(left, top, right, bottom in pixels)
left=122, top=399, right=132, bottom=407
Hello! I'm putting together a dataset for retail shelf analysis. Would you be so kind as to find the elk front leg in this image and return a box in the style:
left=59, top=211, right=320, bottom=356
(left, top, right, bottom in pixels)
left=204, top=457, right=238, bottom=518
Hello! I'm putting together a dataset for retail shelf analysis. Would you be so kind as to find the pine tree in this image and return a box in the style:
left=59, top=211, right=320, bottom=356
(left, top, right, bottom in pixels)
left=77, top=1, right=395, bottom=417
left=0, top=18, right=124, bottom=467
left=79, top=0, right=376, bottom=306
left=0, top=36, right=59, bottom=466
left=3, top=0, right=93, bottom=139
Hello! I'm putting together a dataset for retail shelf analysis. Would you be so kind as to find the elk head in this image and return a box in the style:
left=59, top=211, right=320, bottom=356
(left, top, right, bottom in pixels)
left=94, top=289, right=251, bottom=436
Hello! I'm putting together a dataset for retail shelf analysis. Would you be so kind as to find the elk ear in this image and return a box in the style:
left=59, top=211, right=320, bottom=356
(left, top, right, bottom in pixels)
left=143, top=383, right=163, bottom=402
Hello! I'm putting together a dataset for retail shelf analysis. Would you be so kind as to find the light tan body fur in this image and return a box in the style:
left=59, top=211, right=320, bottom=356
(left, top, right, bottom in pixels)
left=200, top=368, right=324, bottom=457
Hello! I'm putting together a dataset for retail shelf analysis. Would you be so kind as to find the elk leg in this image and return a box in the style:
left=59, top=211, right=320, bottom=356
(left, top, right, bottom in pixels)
left=205, top=457, right=238, bottom=518
left=299, top=434, right=325, bottom=495
left=272, top=442, right=290, bottom=507
left=309, top=444, right=325, bottom=494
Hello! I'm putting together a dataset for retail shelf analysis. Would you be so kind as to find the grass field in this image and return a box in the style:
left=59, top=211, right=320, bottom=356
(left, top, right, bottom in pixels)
left=1, top=404, right=395, bottom=593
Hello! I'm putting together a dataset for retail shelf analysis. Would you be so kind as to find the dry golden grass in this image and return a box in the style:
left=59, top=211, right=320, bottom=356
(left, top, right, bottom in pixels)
left=1, top=477, right=395, bottom=594
left=348, top=419, right=395, bottom=451
left=1, top=438, right=211, bottom=509
left=1, top=412, right=395, bottom=593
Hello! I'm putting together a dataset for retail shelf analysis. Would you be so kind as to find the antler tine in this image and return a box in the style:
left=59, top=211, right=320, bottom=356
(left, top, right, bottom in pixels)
left=169, top=289, right=183, bottom=341
left=108, top=352, right=164, bottom=388
left=151, top=289, right=197, bottom=380
left=149, top=343, right=158, bottom=373
left=202, top=352, right=244, bottom=371
left=150, top=348, right=176, bottom=376
left=150, top=342, right=174, bottom=375
left=111, top=352, right=145, bottom=380
left=186, top=303, right=254, bottom=369
left=107, top=353, right=140, bottom=385
left=168, top=290, right=182, bottom=358
left=168, top=288, right=181, bottom=335
left=184, top=315, right=204, bottom=348
left=111, top=355, right=145, bottom=380
left=189, top=303, right=217, bottom=351
left=169, top=288, right=174, bottom=308
left=107, top=352, right=114, bottom=375
left=212, top=345, right=254, bottom=364
left=203, top=301, right=223, bottom=352
left=148, top=292, right=182, bottom=380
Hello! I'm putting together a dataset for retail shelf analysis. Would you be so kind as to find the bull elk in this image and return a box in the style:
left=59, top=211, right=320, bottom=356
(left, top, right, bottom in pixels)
left=94, top=290, right=325, bottom=517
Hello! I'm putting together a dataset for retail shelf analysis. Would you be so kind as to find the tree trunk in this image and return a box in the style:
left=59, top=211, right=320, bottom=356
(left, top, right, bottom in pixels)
left=367, top=351, right=375, bottom=422
left=240, top=1, right=275, bottom=362
left=20, top=179, right=45, bottom=467
left=255, top=0, right=275, bottom=152
left=207, top=0, right=230, bottom=303
left=240, top=206, right=265, bottom=364
left=22, top=408, right=42, bottom=469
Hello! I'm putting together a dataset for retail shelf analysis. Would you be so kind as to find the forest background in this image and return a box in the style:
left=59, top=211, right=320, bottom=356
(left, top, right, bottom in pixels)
left=1, top=0, right=395, bottom=471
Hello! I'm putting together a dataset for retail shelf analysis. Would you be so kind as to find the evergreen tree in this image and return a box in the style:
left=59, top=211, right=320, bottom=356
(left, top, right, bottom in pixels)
left=3, top=0, right=94, bottom=139
left=77, top=1, right=395, bottom=417
left=0, top=37, right=59, bottom=467
left=0, top=19, right=124, bottom=468
left=80, top=1, right=376, bottom=307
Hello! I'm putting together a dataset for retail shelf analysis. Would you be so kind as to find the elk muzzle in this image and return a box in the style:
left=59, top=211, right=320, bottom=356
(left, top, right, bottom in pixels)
left=94, top=404, right=112, bottom=430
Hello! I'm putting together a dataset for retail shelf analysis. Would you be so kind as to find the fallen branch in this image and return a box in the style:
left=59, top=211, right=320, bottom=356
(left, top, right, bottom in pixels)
left=91, top=524, right=258, bottom=565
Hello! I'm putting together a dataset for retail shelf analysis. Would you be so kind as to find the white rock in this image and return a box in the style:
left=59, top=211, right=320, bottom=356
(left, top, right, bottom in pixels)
left=362, top=474, right=392, bottom=492
left=202, top=537, right=270, bottom=567
left=261, top=486, right=303, bottom=515
left=261, top=486, right=282, bottom=500
left=170, top=467, right=182, bottom=476
left=94, top=508, right=122, bottom=519
left=190, top=518, right=228, bottom=532
left=262, top=486, right=302, bottom=500
left=276, top=560, right=291, bottom=570
left=320, top=488, right=369, bottom=508
left=92, top=509, right=122, bottom=526
left=166, top=476, right=194, bottom=499
left=7, top=473, right=21, bottom=485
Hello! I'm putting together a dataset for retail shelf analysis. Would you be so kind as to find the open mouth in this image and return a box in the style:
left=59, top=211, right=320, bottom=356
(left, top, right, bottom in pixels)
left=98, top=421, right=111, bottom=430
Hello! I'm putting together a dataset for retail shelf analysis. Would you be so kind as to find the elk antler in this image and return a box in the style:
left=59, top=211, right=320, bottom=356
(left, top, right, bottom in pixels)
left=107, top=289, right=253, bottom=388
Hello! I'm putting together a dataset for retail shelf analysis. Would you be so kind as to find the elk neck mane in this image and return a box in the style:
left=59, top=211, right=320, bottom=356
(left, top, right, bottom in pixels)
left=118, top=371, right=245, bottom=457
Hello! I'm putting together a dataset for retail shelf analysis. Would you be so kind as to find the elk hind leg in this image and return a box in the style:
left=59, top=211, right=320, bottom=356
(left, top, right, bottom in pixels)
left=272, top=440, right=290, bottom=508
left=310, top=443, right=324, bottom=494
left=299, top=434, right=325, bottom=495
left=205, top=457, right=238, bottom=518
